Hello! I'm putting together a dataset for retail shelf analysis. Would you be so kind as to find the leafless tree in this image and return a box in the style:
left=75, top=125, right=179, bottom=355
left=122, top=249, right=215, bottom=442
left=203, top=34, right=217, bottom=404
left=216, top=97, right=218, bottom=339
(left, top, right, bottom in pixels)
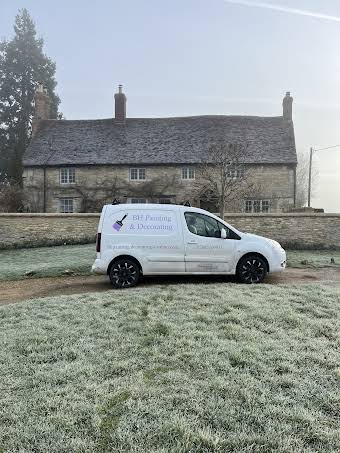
left=295, top=150, right=318, bottom=208
left=194, top=142, right=256, bottom=218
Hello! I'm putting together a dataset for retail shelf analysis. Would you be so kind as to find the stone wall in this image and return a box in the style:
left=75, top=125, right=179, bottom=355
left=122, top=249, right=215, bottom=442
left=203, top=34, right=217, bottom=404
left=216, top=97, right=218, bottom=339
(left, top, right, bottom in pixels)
left=0, top=212, right=339, bottom=250
left=0, top=213, right=99, bottom=249
left=224, top=213, right=340, bottom=249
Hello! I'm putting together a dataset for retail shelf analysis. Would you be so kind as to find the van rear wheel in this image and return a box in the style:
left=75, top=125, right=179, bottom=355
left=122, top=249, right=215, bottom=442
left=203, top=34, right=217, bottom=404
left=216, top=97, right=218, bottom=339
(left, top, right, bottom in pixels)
left=109, top=258, right=140, bottom=289
left=237, top=255, right=267, bottom=284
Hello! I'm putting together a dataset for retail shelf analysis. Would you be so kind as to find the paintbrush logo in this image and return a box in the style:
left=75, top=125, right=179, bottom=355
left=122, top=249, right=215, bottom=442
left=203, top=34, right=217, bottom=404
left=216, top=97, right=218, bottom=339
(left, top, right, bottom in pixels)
left=113, top=214, right=128, bottom=231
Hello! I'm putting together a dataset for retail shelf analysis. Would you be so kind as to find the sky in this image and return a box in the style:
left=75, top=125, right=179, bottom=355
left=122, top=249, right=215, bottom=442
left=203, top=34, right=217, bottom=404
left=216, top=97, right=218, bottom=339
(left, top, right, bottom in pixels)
left=1, top=0, right=340, bottom=211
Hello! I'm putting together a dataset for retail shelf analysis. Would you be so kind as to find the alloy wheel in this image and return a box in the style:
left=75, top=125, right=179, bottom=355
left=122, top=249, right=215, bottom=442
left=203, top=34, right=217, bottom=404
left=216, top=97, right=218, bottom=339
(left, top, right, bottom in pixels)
left=238, top=257, right=266, bottom=284
left=110, top=260, right=139, bottom=288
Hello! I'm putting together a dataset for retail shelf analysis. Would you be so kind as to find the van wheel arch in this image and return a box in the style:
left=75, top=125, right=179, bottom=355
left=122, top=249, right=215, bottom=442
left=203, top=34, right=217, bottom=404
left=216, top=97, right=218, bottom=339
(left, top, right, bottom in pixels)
left=236, top=252, right=269, bottom=274
left=107, top=255, right=143, bottom=276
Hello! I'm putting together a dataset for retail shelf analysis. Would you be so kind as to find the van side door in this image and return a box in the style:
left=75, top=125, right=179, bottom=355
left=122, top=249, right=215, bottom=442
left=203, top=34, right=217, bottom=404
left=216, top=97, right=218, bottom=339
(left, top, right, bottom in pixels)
left=182, top=211, right=238, bottom=273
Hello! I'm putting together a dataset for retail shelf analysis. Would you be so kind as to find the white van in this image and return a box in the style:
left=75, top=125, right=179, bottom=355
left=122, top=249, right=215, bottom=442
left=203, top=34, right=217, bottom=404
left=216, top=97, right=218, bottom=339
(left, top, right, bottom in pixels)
left=92, top=203, right=286, bottom=288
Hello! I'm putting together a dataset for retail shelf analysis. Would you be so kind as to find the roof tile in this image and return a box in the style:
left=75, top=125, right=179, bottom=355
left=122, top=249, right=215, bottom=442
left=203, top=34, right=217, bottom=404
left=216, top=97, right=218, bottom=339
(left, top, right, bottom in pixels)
left=23, top=116, right=297, bottom=166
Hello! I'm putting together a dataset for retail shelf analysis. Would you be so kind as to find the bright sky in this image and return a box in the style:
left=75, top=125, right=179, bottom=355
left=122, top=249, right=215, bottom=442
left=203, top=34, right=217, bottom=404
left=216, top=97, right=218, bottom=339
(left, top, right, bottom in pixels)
left=1, top=0, right=340, bottom=212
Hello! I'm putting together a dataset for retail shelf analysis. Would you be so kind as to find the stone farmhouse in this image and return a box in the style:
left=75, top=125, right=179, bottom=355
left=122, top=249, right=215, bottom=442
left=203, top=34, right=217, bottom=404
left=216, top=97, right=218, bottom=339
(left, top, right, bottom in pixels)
left=23, top=85, right=297, bottom=213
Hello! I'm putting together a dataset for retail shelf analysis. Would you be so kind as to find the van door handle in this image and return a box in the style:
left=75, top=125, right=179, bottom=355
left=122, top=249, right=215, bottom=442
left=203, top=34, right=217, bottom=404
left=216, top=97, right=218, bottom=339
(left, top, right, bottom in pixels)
left=187, top=240, right=198, bottom=244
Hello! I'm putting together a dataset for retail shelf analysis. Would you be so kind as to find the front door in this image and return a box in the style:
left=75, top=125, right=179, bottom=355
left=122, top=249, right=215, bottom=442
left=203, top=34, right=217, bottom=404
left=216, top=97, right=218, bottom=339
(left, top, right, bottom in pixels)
left=183, top=211, right=237, bottom=273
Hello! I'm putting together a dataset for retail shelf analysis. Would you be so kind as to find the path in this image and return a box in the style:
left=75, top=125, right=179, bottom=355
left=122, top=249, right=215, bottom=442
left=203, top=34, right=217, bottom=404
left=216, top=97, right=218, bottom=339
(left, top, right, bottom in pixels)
left=1, top=268, right=340, bottom=305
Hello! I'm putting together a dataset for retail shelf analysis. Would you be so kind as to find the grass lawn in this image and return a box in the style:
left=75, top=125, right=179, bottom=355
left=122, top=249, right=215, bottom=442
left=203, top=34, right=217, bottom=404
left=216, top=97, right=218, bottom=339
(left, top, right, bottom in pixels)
left=0, top=244, right=95, bottom=281
left=287, top=250, right=340, bottom=269
left=0, top=283, right=339, bottom=452
left=0, top=244, right=340, bottom=282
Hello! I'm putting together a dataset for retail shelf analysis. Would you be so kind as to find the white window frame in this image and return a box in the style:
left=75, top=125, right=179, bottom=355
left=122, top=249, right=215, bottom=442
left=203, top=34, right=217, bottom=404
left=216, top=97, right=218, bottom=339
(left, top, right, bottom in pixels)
left=129, top=168, right=146, bottom=181
left=226, top=167, right=245, bottom=179
left=182, top=167, right=195, bottom=180
left=60, top=168, right=75, bottom=184
left=245, top=200, right=270, bottom=213
left=60, top=198, right=74, bottom=213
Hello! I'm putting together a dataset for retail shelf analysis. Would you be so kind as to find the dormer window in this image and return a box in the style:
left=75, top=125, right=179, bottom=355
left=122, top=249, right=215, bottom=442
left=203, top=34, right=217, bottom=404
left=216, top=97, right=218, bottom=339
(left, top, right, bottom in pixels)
left=130, top=168, right=146, bottom=180
left=60, top=168, right=75, bottom=184
left=182, top=167, right=195, bottom=180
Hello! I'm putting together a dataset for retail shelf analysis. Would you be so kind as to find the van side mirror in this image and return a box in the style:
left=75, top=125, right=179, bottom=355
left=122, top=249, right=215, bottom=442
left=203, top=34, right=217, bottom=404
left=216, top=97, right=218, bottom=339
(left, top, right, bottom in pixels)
left=220, top=228, right=227, bottom=239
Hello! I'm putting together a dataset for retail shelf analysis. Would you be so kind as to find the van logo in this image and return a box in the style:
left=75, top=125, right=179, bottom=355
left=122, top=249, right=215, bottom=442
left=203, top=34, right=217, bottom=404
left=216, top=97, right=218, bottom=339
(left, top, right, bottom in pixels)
left=113, top=214, right=128, bottom=231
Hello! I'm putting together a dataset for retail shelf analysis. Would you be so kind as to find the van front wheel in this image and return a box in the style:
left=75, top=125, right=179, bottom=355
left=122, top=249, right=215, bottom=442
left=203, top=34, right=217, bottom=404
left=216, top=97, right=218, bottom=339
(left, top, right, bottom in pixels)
left=109, top=258, right=140, bottom=289
left=236, top=255, right=267, bottom=284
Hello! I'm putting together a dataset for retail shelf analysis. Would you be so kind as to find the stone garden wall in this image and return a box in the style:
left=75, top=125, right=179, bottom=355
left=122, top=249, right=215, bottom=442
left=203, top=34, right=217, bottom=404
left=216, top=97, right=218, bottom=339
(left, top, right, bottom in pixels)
left=0, top=213, right=339, bottom=249
left=0, top=213, right=99, bottom=249
left=224, top=213, right=340, bottom=250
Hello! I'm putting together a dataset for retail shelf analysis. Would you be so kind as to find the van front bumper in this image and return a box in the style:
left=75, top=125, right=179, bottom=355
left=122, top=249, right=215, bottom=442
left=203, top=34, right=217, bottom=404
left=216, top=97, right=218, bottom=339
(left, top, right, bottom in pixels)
left=269, top=248, right=287, bottom=273
left=91, top=259, right=107, bottom=275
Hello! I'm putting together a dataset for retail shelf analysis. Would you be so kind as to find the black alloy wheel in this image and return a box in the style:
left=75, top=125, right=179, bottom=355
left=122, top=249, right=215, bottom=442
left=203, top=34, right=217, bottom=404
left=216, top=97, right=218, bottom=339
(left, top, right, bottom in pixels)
left=237, top=255, right=267, bottom=284
left=109, top=258, right=140, bottom=288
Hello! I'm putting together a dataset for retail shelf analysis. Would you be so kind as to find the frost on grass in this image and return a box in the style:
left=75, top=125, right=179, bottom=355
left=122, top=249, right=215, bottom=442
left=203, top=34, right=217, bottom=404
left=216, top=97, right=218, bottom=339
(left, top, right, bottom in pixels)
left=0, top=283, right=340, bottom=452
left=0, top=245, right=339, bottom=283
left=0, top=243, right=95, bottom=281
left=287, top=250, right=340, bottom=269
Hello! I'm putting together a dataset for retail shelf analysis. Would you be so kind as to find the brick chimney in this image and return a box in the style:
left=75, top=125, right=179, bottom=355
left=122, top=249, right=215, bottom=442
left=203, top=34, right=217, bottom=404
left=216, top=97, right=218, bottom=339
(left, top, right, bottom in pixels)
left=282, top=91, right=293, bottom=121
left=32, top=84, right=52, bottom=137
left=114, top=84, right=127, bottom=123
left=34, top=84, right=52, bottom=119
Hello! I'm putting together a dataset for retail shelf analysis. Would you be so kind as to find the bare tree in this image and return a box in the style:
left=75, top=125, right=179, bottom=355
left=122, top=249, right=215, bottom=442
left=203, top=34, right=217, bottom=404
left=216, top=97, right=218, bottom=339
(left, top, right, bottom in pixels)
left=295, top=150, right=318, bottom=208
left=194, top=142, right=256, bottom=218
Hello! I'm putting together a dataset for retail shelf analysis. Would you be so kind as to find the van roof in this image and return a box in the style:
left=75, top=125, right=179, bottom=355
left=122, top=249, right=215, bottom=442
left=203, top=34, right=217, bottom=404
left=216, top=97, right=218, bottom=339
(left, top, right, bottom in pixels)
left=105, top=203, right=187, bottom=209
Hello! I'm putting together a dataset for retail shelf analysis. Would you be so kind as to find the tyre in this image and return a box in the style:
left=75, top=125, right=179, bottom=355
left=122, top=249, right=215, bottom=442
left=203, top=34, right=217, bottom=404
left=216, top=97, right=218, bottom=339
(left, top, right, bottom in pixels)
left=109, top=258, right=140, bottom=289
left=237, top=255, right=267, bottom=284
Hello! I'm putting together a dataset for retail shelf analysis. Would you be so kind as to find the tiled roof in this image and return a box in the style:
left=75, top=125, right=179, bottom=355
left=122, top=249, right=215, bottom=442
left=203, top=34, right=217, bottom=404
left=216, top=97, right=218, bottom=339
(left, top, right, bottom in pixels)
left=23, top=115, right=297, bottom=166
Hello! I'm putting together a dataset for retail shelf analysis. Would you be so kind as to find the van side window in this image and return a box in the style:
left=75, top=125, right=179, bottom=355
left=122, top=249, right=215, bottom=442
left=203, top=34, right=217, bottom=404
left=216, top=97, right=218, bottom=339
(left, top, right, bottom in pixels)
left=185, top=212, right=221, bottom=238
left=185, top=212, right=240, bottom=239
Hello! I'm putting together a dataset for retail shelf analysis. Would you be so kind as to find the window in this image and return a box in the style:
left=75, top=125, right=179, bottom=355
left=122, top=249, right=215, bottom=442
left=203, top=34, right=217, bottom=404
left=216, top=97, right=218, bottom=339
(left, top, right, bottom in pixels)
left=226, top=167, right=245, bottom=179
left=184, top=212, right=239, bottom=240
left=262, top=200, right=270, bottom=213
left=130, top=198, right=147, bottom=203
left=245, top=200, right=270, bottom=213
left=60, top=198, right=74, bottom=213
left=60, top=168, right=75, bottom=184
left=182, top=167, right=195, bottom=180
left=254, top=200, right=261, bottom=213
left=245, top=200, right=252, bottom=213
left=159, top=198, right=171, bottom=204
left=130, top=168, right=146, bottom=180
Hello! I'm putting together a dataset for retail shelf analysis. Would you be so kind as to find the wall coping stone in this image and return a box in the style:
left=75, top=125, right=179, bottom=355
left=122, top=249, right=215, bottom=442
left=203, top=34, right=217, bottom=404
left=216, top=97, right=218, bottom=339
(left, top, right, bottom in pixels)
left=0, top=212, right=340, bottom=219
left=0, top=213, right=100, bottom=218
left=223, top=213, right=340, bottom=218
